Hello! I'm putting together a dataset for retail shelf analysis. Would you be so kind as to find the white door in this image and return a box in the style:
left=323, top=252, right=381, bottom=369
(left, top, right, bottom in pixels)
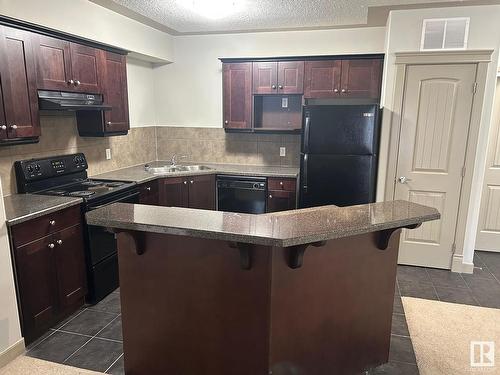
left=476, top=78, right=500, bottom=252
left=394, top=64, right=477, bottom=269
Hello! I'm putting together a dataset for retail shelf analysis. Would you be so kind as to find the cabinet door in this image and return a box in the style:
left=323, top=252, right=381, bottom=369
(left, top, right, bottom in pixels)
left=277, top=61, right=304, bottom=94
left=0, top=27, right=40, bottom=138
left=139, top=180, right=159, bottom=205
left=34, top=34, right=73, bottom=91
left=54, top=225, right=87, bottom=309
left=223, top=62, right=252, bottom=129
left=253, top=62, right=278, bottom=94
left=160, top=177, right=189, bottom=207
left=101, top=51, right=130, bottom=133
left=188, top=175, right=215, bottom=210
left=304, top=60, right=342, bottom=98
left=340, top=59, right=382, bottom=99
left=267, top=190, right=296, bottom=213
left=15, top=234, right=59, bottom=341
left=69, top=43, right=101, bottom=93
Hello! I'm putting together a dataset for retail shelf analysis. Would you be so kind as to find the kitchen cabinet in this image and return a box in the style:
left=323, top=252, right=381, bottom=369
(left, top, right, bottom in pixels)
left=138, top=180, right=160, bottom=205
left=304, top=59, right=382, bottom=99
left=10, top=205, right=86, bottom=344
left=223, top=63, right=252, bottom=129
left=267, top=177, right=297, bottom=213
left=160, top=175, right=215, bottom=210
left=0, top=26, right=40, bottom=142
left=34, top=34, right=101, bottom=93
left=253, top=61, right=304, bottom=95
left=76, top=51, right=129, bottom=136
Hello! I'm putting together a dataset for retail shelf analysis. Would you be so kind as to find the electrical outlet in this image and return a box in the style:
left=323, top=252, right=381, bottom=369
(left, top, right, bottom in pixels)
left=105, top=148, right=112, bottom=160
left=280, top=147, right=286, bottom=157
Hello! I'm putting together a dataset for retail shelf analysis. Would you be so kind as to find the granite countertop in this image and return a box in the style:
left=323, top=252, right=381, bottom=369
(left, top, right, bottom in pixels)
left=85, top=200, right=440, bottom=247
left=94, top=161, right=300, bottom=183
left=4, top=194, right=83, bottom=226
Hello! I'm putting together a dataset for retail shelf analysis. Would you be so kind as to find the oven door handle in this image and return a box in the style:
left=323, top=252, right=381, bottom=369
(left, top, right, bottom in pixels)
left=88, top=191, right=140, bottom=211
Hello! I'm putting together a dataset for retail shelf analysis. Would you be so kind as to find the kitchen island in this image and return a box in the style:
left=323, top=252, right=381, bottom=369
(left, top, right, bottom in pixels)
left=86, top=200, right=439, bottom=375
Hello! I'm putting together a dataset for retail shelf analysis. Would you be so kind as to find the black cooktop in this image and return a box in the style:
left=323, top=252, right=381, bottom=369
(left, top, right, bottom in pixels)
left=37, top=179, right=132, bottom=199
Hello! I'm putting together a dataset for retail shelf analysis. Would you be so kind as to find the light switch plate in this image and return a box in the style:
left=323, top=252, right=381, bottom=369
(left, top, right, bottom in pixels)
left=105, top=148, right=112, bottom=160
left=280, top=147, right=286, bottom=157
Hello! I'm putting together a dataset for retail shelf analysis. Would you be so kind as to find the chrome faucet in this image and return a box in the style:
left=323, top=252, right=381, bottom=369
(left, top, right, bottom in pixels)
left=170, top=153, right=188, bottom=166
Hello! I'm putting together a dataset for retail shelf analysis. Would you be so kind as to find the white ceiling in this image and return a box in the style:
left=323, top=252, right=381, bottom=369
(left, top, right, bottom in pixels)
left=90, top=0, right=492, bottom=34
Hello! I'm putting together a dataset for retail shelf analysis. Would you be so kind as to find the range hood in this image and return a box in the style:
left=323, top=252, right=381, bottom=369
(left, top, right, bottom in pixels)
left=38, top=90, right=112, bottom=111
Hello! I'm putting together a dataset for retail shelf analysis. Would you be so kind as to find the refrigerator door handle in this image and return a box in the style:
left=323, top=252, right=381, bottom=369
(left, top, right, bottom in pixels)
left=302, top=153, right=308, bottom=193
left=304, top=115, right=311, bottom=153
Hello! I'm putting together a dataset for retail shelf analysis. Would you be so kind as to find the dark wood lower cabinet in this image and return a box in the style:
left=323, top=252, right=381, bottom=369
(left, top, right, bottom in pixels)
left=267, top=190, right=296, bottom=212
left=160, top=175, right=215, bottom=210
left=10, top=206, right=86, bottom=344
left=138, top=180, right=160, bottom=205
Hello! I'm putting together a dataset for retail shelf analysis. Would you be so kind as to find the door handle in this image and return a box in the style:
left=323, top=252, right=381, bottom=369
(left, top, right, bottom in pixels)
left=398, top=176, right=412, bottom=184
left=302, top=153, right=308, bottom=193
left=304, top=115, right=310, bottom=153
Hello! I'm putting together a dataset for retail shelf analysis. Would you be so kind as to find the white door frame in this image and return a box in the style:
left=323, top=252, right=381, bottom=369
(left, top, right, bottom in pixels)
left=384, top=50, right=493, bottom=273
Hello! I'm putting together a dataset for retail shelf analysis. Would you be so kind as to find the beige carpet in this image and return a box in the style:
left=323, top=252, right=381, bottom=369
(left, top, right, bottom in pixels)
left=0, top=356, right=103, bottom=375
left=403, top=297, right=500, bottom=375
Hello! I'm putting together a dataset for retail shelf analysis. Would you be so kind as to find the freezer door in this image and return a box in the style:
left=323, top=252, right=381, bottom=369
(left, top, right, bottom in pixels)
left=300, top=154, right=377, bottom=208
left=302, top=105, right=379, bottom=155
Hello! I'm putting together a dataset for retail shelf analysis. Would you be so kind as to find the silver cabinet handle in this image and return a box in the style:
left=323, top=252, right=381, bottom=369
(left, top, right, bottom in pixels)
left=278, top=85, right=283, bottom=89
left=183, top=181, right=187, bottom=185
left=146, top=187, right=151, bottom=191
left=56, top=239, right=63, bottom=245
left=0, top=125, right=6, bottom=130
left=224, top=120, right=229, bottom=125
left=48, top=243, right=55, bottom=249
left=67, top=79, right=74, bottom=85
left=280, top=181, right=283, bottom=186
left=398, top=176, right=412, bottom=184
left=341, top=88, right=347, bottom=93
left=74, top=80, right=80, bottom=86
left=190, top=180, right=194, bottom=184
left=10, top=124, right=17, bottom=130
left=269, top=194, right=273, bottom=199
left=271, top=84, right=277, bottom=89
left=334, top=88, right=339, bottom=93
left=106, top=121, right=112, bottom=126
left=49, top=220, right=56, bottom=226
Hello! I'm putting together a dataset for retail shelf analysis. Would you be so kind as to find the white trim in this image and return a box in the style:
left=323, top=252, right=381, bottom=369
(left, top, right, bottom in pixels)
left=420, top=17, right=470, bottom=51
left=395, top=50, right=493, bottom=65
left=451, top=254, right=474, bottom=274
left=0, top=338, right=25, bottom=369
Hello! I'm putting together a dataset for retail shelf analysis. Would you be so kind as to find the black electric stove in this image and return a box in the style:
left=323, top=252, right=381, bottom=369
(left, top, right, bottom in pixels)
left=14, top=153, right=139, bottom=303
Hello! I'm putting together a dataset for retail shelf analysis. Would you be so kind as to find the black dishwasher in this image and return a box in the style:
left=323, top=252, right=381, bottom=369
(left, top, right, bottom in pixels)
left=217, top=175, right=267, bottom=214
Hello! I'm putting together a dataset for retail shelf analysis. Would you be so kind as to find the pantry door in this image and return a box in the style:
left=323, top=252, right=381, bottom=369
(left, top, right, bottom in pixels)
left=476, top=79, right=500, bottom=252
left=394, top=64, right=477, bottom=268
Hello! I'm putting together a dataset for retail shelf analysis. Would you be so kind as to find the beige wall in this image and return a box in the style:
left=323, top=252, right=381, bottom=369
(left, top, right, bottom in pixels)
left=380, top=5, right=500, bottom=267
left=0, top=116, right=157, bottom=196
left=126, top=58, right=157, bottom=128
left=152, top=27, right=386, bottom=127
left=0, top=0, right=173, bottom=62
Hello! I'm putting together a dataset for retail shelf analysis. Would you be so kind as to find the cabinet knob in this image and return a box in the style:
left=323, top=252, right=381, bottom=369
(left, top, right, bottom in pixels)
left=56, top=239, right=63, bottom=245
left=146, top=187, right=151, bottom=191
left=183, top=181, right=187, bottom=185
left=269, top=194, right=273, bottom=199
left=278, top=85, right=283, bottom=89
left=48, top=243, right=55, bottom=249
left=224, top=120, right=229, bottom=125
left=49, top=220, right=56, bottom=226
left=0, top=125, right=6, bottom=130
left=67, top=79, right=74, bottom=85
left=271, top=85, right=277, bottom=89
left=280, top=181, right=283, bottom=186
left=334, top=88, right=339, bottom=93
left=190, top=180, right=194, bottom=184
left=74, top=80, right=81, bottom=86
left=10, top=124, right=17, bottom=130
left=341, top=88, right=347, bottom=93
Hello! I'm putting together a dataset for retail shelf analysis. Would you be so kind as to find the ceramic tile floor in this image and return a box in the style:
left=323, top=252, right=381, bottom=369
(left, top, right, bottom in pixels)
left=26, top=251, right=500, bottom=375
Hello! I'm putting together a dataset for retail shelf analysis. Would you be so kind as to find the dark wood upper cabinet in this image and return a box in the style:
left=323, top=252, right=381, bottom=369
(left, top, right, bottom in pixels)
left=304, top=60, right=342, bottom=98
left=277, top=61, right=304, bottom=94
left=340, top=59, right=382, bottom=99
left=253, top=62, right=278, bottom=94
left=34, top=35, right=101, bottom=93
left=69, top=43, right=101, bottom=93
left=0, top=26, right=40, bottom=140
left=33, top=34, right=73, bottom=91
left=223, top=62, right=252, bottom=129
left=101, top=51, right=129, bottom=133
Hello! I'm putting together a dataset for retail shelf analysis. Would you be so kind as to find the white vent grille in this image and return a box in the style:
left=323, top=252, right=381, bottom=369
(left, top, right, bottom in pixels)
left=421, top=18, right=469, bottom=51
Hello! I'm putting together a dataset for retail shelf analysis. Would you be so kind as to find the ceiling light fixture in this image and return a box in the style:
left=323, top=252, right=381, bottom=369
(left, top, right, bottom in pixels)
left=177, top=0, right=243, bottom=20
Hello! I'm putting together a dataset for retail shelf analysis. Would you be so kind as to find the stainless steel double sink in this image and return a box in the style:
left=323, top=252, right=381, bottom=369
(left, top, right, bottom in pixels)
left=145, top=164, right=213, bottom=174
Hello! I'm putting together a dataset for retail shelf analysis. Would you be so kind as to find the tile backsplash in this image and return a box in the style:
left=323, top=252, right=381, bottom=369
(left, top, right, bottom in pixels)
left=0, top=116, right=300, bottom=196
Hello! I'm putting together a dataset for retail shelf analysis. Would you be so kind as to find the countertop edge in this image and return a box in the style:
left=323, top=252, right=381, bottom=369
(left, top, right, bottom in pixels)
left=6, top=198, right=83, bottom=226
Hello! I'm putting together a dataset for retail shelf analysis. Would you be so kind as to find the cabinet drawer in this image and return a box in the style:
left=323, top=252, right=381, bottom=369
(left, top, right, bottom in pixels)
left=11, top=205, right=82, bottom=247
left=268, top=178, right=296, bottom=192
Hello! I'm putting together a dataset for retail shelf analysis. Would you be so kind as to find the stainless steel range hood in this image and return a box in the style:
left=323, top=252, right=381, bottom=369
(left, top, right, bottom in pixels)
left=38, top=90, right=112, bottom=111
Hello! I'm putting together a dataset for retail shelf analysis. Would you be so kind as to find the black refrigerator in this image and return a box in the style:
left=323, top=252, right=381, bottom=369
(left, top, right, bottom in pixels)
left=299, top=105, right=380, bottom=208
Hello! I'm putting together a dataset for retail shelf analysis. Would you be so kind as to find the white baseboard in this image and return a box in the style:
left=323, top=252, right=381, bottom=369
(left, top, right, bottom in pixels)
left=0, top=338, right=25, bottom=369
left=451, top=254, right=474, bottom=274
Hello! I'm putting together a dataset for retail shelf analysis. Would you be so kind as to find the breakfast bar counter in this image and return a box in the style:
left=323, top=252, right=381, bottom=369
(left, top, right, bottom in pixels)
left=86, top=200, right=439, bottom=375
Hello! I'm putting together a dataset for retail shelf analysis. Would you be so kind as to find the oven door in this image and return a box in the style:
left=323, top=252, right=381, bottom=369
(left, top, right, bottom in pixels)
left=86, top=189, right=140, bottom=265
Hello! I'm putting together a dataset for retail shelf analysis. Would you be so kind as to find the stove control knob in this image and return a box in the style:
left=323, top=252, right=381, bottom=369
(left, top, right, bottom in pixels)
left=35, top=164, right=41, bottom=172
left=27, top=165, right=33, bottom=173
